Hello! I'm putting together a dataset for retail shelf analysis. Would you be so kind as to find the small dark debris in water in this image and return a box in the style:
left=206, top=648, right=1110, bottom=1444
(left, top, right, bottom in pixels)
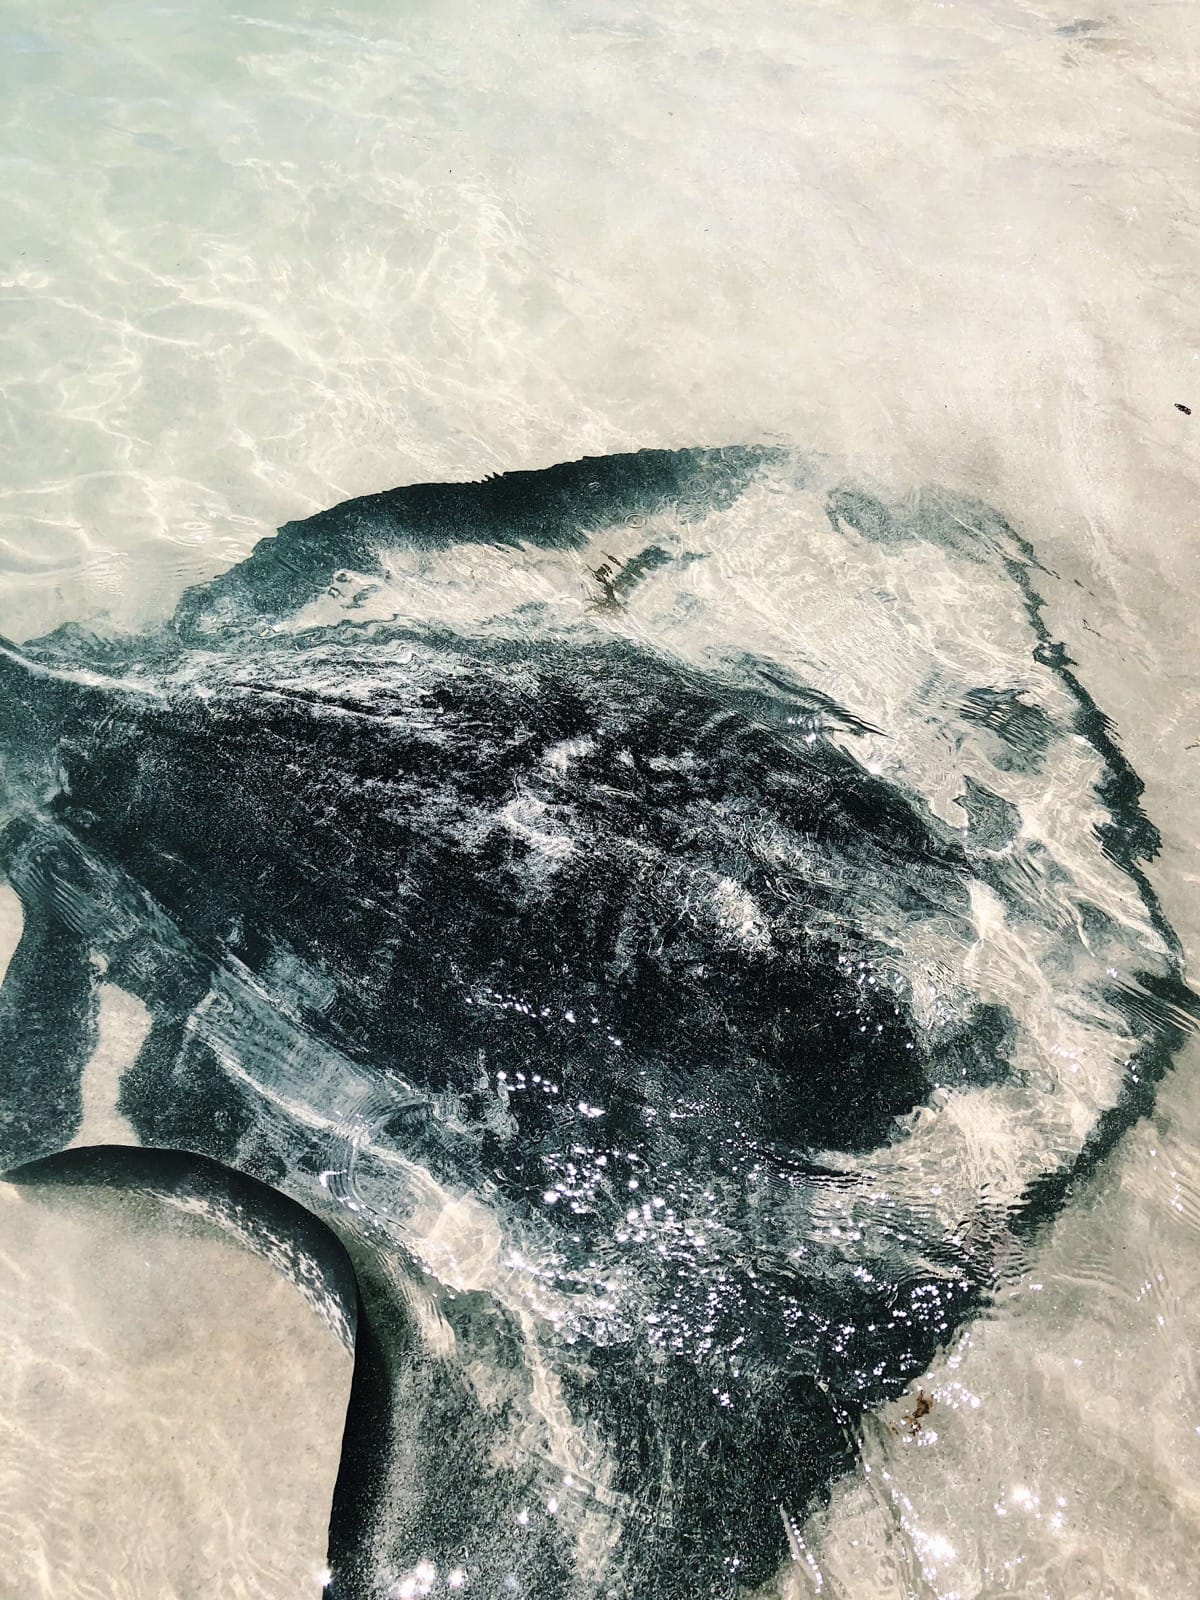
left=1175, top=403, right=1192, bottom=415
left=902, top=1388, right=935, bottom=1435
left=590, top=557, right=622, bottom=607
left=589, top=543, right=673, bottom=608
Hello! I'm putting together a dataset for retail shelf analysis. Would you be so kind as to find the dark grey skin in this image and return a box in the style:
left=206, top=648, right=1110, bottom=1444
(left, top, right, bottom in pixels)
left=0, top=448, right=1192, bottom=1599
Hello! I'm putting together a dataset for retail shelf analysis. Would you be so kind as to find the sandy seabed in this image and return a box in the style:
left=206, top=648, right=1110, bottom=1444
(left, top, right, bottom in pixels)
left=1, top=1, right=1198, bottom=1595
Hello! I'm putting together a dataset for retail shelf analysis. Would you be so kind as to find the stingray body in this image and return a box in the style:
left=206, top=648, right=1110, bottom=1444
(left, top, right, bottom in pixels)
left=0, top=447, right=1192, bottom=1598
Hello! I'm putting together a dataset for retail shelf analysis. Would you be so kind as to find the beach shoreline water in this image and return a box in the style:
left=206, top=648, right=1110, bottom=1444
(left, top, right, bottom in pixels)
left=1, top=0, right=1198, bottom=1594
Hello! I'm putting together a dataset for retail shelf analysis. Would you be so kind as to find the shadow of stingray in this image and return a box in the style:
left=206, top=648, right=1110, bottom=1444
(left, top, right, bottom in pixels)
left=0, top=447, right=1195, bottom=1597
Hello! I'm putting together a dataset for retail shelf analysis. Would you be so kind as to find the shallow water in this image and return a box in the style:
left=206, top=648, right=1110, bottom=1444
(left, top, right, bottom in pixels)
left=1, top=1, right=1199, bottom=1597
left=0, top=1160, right=353, bottom=1599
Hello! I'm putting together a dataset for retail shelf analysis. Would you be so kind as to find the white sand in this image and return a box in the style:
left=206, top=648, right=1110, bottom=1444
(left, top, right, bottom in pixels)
left=0, top=1178, right=352, bottom=1600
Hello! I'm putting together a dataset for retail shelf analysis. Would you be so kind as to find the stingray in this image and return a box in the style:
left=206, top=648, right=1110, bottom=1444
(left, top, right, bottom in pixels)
left=0, top=446, right=1193, bottom=1599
